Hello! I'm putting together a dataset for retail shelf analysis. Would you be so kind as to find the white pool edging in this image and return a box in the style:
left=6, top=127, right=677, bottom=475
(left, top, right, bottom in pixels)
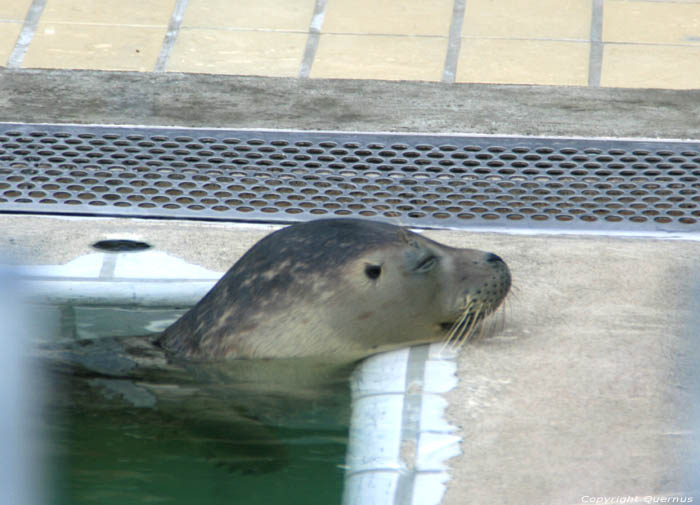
left=15, top=250, right=219, bottom=340
left=21, top=250, right=219, bottom=307
left=342, top=344, right=461, bottom=505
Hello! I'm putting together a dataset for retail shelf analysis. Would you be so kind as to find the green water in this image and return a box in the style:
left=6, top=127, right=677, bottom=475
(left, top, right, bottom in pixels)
left=38, top=304, right=351, bottom=504
left=49, top=405, right=347, bottom=505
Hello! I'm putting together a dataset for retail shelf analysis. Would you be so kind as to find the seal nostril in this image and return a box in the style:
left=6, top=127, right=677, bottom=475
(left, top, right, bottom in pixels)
left=92, top=239, right=152, bottom=252
left=485, top=253, right=504, bottom=264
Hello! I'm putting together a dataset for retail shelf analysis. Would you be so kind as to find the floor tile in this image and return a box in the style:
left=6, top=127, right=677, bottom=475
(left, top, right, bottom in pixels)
left=0, top=0, right=32, bottom=20
left=41, top=0, right=175, bottom=26
left=182, top=0, right=315, bottom=31
left=167, top=29, right=307, bottom=76
left=311, top=34, right=447, bottom=80
left=2, top=0, right=694, bottom=91
left=322, top=0, right=453, bottom=36
left=457, top=38, right=590, bottom=85
left=604, top=0, right=700, bottom=45
left=602, top=43, right=700, bottom=89
left=0, top=22, right=22, bottom=65
left=22, top=24, right=166, bottom=71
left=463, top=0, right=592, bottom=40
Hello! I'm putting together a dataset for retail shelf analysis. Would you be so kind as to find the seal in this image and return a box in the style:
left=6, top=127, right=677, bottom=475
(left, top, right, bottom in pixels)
left=158, top=218, right=510, bottom=362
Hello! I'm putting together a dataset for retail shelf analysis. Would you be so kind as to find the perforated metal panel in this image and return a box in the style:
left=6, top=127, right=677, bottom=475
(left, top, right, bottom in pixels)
left=1, top=123, right=699, bottom=233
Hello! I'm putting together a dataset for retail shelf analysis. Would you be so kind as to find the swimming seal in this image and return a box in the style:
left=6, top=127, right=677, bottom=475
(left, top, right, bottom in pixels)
left=158, top=218, right=511, bottom=362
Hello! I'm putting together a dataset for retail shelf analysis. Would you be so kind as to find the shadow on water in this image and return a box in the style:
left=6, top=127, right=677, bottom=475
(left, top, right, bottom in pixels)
left=42, top=341, right=353, bottom=505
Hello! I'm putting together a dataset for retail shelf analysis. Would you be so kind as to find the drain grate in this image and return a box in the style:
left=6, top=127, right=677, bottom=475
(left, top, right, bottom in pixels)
left=1, top=123, right=699, bottom=233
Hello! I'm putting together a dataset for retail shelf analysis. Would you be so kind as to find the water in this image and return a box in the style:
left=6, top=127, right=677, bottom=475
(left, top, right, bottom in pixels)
left=49, top=409, right=347, bottom=505
left=37, top=309, right=351, bottom=505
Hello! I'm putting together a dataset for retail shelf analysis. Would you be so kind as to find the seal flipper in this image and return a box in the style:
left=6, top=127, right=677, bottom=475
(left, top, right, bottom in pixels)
left=36, top=334, right=182, bottom=380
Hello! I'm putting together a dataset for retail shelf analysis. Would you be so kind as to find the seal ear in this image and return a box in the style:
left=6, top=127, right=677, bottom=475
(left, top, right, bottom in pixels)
left=398, top=227, right=418, bottom=247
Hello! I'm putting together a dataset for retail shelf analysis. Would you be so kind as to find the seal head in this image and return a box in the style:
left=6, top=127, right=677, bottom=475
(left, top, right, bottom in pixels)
left=159, top=218, right=510, bottom=362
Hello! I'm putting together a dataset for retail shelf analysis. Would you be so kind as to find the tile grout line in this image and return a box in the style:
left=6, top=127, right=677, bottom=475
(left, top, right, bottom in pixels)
left=154, top=0, right=189, bottom=72
left=442, top=0, right=467, bottom=83
left=588, top=0, right=605, bottom=87
left=298, top=0, right=328, bottom=78
left=393, top=344, right=429, bottom=505
left=99, top=254, right=118, bottom=279
left=6, top=0, right=47, bottom=68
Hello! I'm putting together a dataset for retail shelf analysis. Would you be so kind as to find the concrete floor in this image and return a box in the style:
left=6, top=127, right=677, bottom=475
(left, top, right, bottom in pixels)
left=2, top=64, right=694, bottom=173
left=431, top=230, right=699, bottom=504
left=2, top=69, right=700, bottom=139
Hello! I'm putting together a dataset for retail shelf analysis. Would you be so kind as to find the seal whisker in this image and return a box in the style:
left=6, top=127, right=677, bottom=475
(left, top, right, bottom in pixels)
left=450, top=310, right=471, bottom=349
left=440, top=309, right=467, bottom=353
left=471, top=310, right=484, bottom=346
left=507, top=285, right=521, bottom=303
left=458, top=302, right=485, bottom=349
left=441, top=296, right=483, bottom=352
left=473, top=304, right=499, bottom=342
left=499, top=297, right=511, bottom=331
left=476, top=304, right=494, bottom=342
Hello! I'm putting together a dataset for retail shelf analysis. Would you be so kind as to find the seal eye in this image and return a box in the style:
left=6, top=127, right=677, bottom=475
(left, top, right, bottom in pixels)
left=415, top=254, right=437, bottom=273
left=365, top=264, right=382, bottom=280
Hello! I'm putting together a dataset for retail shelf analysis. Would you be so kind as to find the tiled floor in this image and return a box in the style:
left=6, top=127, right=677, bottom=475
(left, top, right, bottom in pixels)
left=1, top=0, right=700, bottom=89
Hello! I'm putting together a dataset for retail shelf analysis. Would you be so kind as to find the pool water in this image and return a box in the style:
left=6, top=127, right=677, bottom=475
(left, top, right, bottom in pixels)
left=49, top=406, right=347, bottom=505
left=38, top=310, right=351, bottom=505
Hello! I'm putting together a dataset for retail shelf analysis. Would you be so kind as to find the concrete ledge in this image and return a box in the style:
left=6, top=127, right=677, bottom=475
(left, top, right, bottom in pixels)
left=1, top=69, right=700, bottom=139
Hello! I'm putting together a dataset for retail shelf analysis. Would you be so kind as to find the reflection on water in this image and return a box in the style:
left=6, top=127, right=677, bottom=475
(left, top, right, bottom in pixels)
left=42, top=334, right=351, bottom=505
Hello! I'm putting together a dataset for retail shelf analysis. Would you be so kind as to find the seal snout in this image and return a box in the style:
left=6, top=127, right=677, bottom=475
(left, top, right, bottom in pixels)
left=452, top=249, right=511, bottom=318
left=438, top=249, right=511, bottom=348
left=483, top=250, right=511, bottom=293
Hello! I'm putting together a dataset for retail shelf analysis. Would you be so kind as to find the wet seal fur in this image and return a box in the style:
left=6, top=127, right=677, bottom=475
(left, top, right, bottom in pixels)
left=158, top=218, right=511, bottom=362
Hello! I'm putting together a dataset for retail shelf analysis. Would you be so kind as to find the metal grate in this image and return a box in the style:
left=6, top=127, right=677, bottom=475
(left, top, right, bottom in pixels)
left=1, top=123, right=699, bottom=233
